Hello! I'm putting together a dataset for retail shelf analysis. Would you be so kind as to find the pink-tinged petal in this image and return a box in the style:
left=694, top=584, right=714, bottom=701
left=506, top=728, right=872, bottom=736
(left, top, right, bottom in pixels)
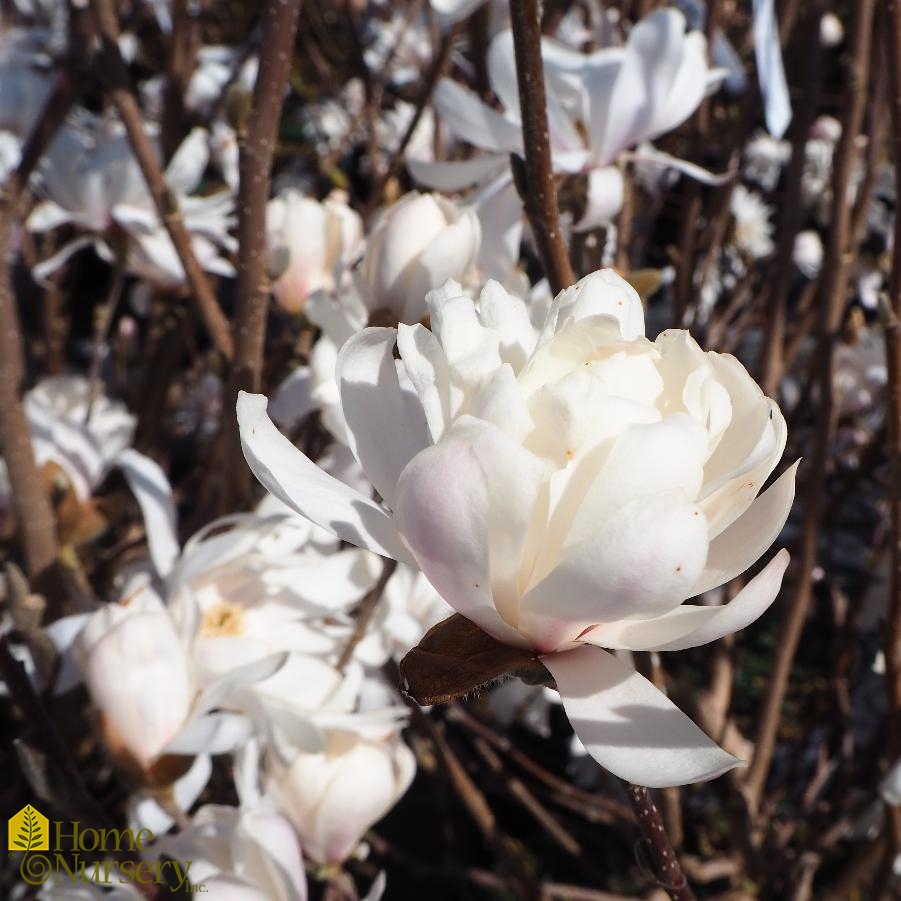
left=433, top=79, right=523, bottom=153
left=574, top=166, right=625, bottom=231
left=519, top=490, right=708, bottom=652
left=236, top=392, right=413, bottom=564
left=543, top=645, right=742, bottom=786
left=336, top=329, right=432, bottom=509
left=586, top=548, right=790, bottom=652
left=394, top=419, right=541, bottom=647
left=692, top=461, right=798, bottom=596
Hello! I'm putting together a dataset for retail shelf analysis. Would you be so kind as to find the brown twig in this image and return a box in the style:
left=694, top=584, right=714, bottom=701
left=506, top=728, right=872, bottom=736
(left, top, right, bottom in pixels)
left=881, top=0, right=901, bottom=890
left=218, top=0, right=303, bottom=511
left=509, top=0, right=574, bottom=294
left=760, top=2, right=824, bottom=397
left=336, top=558, right=397, bottom=671
left=0, top=63, right=83, bottom=581
left=625, top=784, right=697, bottom=901
left=744, top=0, right=877, bottom=812
left=89, top=0, right=234, bottom=361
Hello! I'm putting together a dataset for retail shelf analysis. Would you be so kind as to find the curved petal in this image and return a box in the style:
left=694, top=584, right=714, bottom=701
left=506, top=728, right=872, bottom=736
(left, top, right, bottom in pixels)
left=116, top=448, right=180, bottom=578
left=396, top=323, right=452, bottom=442
left=753, top=0, right=791, bottom=138
left=337, top=329, right=432, bottom=508
left=574, top=166, right=625, bottom=231
left=407, top=155, right=509, bottom=191
left=236, top=392, right=413, bottom=564
left=394, top=418, right=541, bottom=647
left=433, top=79, right=523, bottom=153
left=543, top=645, right=742, bottom=786
left=586, top=548, right=790, bottom=652
left=519, top=490, right=709, bottom=652
left=691, top=461, right=797, bottom=596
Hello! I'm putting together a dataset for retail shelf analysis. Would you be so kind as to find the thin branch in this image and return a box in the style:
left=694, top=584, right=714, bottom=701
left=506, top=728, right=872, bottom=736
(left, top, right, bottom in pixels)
left=744, top=0, right=877, bottom=811
left=509, top=0, right=574, bottom=294
left=336, top=558, right=397, bottom=671
left=881, top=0, right=901, bottom=889
left=218, top=0, right=303, bottom=511
left=760, top=2, right=824, bottom=396
left=625, top=784, right=697, bottom=901
left=89, top=0, right=235, bottom=361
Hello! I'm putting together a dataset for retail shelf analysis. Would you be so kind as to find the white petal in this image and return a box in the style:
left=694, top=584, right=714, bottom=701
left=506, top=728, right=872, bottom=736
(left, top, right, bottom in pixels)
left=519, top=490, right=708, bottom=652
left=692, top=461, right=797, bottom=596
left=543, top=645, right=742, bottom=786
left=396, top=323, right=452, bottom=442
left=336, top=328, right=432, bottom=509
left=165, top=127, right=210, bottom=194
left=586, top=548, right=790, bottom=651
left=626, top=146, right=735, bottom=186
left=236, top=392, right=413, bottom=563
left=116, top=448, right=180, bottom=578
left=753, top=0, right=792, bottom=138
left=433, top=79, right=523, bottom=153
left=394, top=419, right=539, bottom=647
left=574, top=166, right=625, bottom=231
left=268, top=366, right=315, bottom=430
left=164, top=712, right=253, bottom=755
left=407, top=155, right=509, bottom=191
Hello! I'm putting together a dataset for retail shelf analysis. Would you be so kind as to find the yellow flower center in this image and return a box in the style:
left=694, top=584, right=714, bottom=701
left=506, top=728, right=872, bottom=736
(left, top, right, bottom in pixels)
left=200, top=601, right=246, bottom=637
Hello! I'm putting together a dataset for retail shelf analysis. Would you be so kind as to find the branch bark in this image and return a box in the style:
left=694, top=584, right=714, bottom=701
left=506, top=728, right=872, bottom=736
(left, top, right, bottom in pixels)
left=880, top=0, right=901, bottom=888
left=509, top=0, right=574, bottom=294
left=89, top=0, right=234, bottom=361
left=625, top=784, right=697, bottom=901
left=744, top=0, right=877, bottom=811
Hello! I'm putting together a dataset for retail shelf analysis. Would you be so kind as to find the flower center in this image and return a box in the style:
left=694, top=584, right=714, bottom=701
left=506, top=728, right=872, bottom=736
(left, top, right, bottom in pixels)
left=200, top=601, right=246, bottom=637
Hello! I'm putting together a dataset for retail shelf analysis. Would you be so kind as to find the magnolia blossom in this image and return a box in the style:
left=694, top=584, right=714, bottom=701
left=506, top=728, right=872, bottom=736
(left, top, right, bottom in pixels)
left=238, top=269, right=797, bottom=787
left=412, top=8, right=724, bottom=270
left=358, top=191, right=480, bottom=322
left=266, top=727, right=415, bottom=865
left=0, top=376, right=135, bottom=508
left=62, top=586, right=284, bottom=785
left=266, top=189, right=363, bottom=313
left=154, top=804, right=307, bottom=901
left=27, top=115, right=236, bottom=286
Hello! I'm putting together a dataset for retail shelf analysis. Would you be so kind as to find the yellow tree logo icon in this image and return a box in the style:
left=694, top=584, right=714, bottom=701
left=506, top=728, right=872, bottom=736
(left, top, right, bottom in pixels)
left=8, top=805, right=49, bottom=852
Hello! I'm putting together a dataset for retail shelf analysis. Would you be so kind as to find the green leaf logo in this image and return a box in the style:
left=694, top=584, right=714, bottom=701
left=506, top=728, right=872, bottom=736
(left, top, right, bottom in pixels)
left=8, top=805, right=49, bottom=852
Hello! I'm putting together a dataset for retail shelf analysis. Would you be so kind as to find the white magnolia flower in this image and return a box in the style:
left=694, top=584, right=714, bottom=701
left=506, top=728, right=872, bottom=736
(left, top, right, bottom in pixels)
left=0, top=376, right=135, bottom=508
left=359, top=191, right=481, bottom=322
left=266, top=189, right=363, bottom=313
left=154, top=804, right=307, bottom=901
left=238, top=269, right=797, bottom=787
left=731, top=185, right=775, bottom=259
left=266, top=727, right=415, bottom=865
left=63, top=586, right=284, bottom=785
left=413, top=8, right=724, bottom=270
left=27, top=115, right=236, bottom=287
